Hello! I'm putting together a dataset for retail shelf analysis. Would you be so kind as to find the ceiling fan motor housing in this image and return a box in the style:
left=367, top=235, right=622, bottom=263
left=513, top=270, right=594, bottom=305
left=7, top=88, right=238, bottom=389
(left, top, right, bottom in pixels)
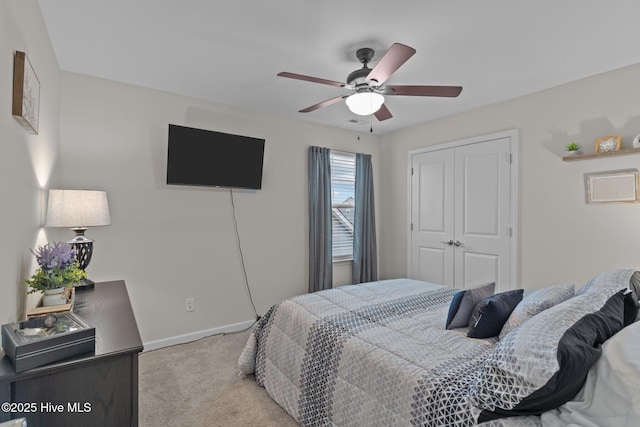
left=347, top=47, right=375, bottom=87
left=347, top=67, right=372, bottom=87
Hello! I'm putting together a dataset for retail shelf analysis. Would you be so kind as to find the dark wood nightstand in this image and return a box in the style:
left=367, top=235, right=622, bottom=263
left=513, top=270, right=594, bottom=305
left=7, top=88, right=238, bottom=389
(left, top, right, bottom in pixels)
left=0, top=281, right=143, bottom=427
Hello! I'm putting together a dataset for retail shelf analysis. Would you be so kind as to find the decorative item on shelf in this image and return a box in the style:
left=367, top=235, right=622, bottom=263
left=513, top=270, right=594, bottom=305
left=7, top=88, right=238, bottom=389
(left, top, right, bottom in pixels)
left=595, top=135, right=621, bottom=153
left=25, top=241, right=86, bottom=307
left=633, top=133, right=640, bottom=149
left=12, top=51, right=40, bottom=134
left=45, top=189, right=111, bottom=290
left=565, top=142, right=581, bottom=156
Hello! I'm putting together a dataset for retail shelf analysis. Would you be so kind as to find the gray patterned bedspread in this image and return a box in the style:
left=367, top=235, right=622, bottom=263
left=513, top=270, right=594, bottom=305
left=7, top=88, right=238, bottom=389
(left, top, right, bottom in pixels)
left=238, top=278, right=541, bottom=426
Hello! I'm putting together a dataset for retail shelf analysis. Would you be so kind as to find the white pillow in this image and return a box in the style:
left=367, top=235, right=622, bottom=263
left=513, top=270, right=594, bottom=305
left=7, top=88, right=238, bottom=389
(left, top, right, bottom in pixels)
left=540, top=320, right=640, bottom=427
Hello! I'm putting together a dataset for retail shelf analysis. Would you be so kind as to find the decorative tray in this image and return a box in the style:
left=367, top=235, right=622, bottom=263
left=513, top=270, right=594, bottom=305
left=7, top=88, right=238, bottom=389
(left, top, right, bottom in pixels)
left=1, top=311, right=95, bottom=373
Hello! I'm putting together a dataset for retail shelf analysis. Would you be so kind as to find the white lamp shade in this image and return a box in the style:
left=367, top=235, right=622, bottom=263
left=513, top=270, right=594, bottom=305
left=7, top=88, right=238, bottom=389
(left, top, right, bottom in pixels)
left=345, top=92, right=385, bottom=116
left=45, top=189, right=111, bottom=228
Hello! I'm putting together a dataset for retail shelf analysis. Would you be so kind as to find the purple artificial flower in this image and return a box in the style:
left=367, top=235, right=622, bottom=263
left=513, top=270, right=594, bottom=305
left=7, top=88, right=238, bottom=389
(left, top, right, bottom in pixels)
left=32, top=241, right=77, bottom=270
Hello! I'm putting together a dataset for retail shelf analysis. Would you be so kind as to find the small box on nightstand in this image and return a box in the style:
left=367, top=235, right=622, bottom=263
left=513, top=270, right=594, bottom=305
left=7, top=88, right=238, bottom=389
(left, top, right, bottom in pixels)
left=1, top=311, right=95, bottom=373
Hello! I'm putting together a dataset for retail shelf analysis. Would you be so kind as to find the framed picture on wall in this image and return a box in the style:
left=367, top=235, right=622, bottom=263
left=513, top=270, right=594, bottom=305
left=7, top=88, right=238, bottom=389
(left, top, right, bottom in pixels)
left=585, top=169, right=640, bottom=204
left=12, top=51, right=40, bottom=135
left=595, top=135, right=621, bottom=153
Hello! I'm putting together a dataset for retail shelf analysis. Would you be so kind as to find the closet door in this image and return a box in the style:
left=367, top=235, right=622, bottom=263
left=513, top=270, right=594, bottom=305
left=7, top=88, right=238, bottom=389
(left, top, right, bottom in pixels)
left=453, top=138, right=511, bottom=290
left=409, top=149, right=455, bottom=287
left=409, top=136, right=512, bottom=290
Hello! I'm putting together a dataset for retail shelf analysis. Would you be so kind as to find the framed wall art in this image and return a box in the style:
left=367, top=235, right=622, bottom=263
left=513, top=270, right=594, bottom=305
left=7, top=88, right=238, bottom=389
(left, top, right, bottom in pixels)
left=595, top=135, right=621, bottom=153
left=585, top=169, right=640, bottom=204
left=12, top=50, right=40, bottom=134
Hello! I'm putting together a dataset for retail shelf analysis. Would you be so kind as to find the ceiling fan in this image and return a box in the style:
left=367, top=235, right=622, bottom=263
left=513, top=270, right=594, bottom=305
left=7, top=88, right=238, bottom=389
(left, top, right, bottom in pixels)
left=278, top=43, right=462, bottom=121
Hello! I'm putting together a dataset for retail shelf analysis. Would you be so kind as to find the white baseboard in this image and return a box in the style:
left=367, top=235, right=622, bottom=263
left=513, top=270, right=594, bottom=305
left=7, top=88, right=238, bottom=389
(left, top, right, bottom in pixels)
left=142, top=319, right=256, bottom=352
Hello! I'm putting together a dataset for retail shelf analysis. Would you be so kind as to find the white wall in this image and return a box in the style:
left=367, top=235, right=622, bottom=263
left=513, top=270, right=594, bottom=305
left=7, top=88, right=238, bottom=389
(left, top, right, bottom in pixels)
left=57, top=72, right=379, bottom=344
left=0, top=0, right=60, bottom=325
left=379, top=63, right=640, bottom=290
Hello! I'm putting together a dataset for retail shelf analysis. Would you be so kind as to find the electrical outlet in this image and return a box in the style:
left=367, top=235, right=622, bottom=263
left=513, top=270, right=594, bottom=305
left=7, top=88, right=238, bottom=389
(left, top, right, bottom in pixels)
left=185, top=298, right=195, bottom=312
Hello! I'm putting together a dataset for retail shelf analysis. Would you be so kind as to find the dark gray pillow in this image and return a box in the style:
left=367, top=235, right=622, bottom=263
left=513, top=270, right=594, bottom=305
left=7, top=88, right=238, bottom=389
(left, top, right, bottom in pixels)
left=445, top=282, right=495, bottom=329
left=467, top=289, right=524, bottom=339
left=623, top=289, right=639, bottom=327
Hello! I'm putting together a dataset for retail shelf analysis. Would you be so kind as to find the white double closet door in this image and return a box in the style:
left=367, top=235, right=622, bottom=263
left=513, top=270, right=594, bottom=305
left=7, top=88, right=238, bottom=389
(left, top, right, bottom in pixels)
left=409, top=134, right=514, bottom=291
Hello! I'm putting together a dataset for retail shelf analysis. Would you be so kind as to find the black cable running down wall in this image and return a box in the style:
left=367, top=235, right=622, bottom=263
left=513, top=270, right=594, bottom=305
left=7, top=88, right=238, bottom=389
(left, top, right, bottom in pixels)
left=230, top=188, right=259, bottom=320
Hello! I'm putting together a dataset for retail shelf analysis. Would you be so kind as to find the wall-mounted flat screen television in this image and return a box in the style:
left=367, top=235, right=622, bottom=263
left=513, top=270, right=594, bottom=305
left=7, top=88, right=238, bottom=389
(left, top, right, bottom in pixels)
left=166, top=124, right=265, bottom=189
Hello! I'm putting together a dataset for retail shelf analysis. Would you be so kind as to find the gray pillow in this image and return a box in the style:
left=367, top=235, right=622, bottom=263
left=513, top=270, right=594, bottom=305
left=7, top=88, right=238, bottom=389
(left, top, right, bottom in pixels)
left=575, top=269, right=637, bottom=297
left=574, top=269, right=638, bottom=324
left=630, top=271, right=640, bottom=295
left=498, top=284, right=575, bottom=339
left=445, top=282, right=495, bottom=329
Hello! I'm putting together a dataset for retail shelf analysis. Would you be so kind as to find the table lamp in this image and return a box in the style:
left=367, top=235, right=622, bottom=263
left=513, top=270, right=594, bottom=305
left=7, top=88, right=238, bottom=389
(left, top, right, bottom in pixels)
left=45, top=189, right=111, bottom=290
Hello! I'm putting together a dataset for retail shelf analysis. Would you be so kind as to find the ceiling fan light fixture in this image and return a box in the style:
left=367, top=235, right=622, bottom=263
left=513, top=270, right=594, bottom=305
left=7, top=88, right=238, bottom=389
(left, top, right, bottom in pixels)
left=345, top=92, right=384, bottom=116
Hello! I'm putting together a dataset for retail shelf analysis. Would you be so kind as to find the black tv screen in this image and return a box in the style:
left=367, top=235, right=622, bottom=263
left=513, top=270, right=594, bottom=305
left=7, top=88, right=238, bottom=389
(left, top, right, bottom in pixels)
left=166, top=124, right=265, bottom=189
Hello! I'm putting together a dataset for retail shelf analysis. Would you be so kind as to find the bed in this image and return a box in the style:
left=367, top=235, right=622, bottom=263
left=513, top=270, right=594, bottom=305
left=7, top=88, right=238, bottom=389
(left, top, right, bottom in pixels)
left=238, top=270, right=640, bottom=426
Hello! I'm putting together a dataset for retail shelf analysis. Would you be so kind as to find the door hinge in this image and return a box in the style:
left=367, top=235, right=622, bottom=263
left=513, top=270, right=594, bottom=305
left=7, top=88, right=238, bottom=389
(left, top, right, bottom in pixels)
left=509, top=227, right=513, bottom=237
left=509, top=153, right=513, bottom=163
left=411, top=167, right=414, bottom=175
left=410, top=223, right=414, bottom=231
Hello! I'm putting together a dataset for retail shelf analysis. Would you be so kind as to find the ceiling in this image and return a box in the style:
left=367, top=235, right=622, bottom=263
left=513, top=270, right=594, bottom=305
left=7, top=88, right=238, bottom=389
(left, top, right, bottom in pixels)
left=38, top=0, right=640, bottom=135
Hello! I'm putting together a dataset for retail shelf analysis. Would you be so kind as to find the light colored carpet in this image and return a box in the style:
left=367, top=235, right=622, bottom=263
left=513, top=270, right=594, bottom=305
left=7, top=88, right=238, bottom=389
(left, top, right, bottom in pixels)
left=139, top=329, right=299, bottom=427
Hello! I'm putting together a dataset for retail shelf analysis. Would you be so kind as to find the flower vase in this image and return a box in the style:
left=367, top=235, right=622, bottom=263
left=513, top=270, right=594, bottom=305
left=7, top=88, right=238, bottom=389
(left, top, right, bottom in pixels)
left=42, top=287, right=68, bottom=307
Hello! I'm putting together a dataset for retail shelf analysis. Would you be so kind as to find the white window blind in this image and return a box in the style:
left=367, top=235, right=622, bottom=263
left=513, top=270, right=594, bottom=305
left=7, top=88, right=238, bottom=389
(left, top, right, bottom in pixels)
left=330, top=151, right=356, bottom=260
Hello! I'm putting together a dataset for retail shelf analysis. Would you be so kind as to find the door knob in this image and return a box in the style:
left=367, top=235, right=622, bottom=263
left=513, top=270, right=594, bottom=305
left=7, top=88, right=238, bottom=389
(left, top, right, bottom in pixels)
left=454, top=240, right=463, bottom=247
left=440, top=240, right=454, bottom=246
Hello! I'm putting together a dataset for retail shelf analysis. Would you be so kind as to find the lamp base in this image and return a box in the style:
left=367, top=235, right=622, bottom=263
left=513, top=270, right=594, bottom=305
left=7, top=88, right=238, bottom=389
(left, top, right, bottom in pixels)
left=75, top=277, right=95, bottom=291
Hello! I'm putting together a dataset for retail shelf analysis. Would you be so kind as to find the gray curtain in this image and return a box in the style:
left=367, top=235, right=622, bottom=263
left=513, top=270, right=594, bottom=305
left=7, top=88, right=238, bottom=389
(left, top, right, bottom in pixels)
left=353, top=153, right=377, bottom=283
left=308, top=146, right=333, bottom=292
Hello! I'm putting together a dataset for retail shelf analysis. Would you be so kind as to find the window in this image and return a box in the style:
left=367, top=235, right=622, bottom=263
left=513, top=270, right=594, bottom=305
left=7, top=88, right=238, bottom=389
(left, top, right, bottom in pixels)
left=330, top=151, right=356, bottom=261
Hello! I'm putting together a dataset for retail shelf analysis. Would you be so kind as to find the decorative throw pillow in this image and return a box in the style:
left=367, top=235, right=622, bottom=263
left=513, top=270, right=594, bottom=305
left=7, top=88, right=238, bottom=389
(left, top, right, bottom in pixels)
left=498, top=284, right=575, bottom=339
left=467, top=289, right=524, bottom=339
left=470, top=290, right=626, bottom=423
left=445, top=282, right=495, bottom=329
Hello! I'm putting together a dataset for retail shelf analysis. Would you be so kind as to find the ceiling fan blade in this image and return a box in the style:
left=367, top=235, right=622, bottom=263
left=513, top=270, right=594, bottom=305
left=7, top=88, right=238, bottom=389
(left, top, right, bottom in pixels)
left=366, top=43, right=416, bottom=86
left=374, top=104, right=393, bottom=121
left=299, top=95, right=347, bottom=113
left=385, top=85, right=463, bottom=97
left=278, top=72, right=347, bottom=88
